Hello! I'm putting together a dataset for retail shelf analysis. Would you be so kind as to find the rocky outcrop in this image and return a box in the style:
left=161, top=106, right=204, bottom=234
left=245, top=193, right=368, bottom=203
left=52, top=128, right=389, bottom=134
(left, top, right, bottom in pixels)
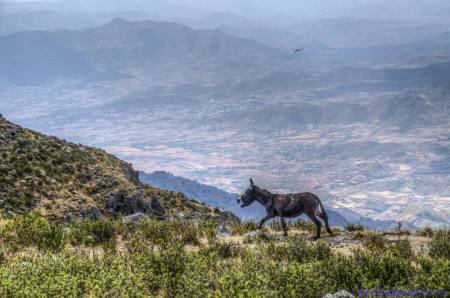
left=151, top=195, right=166, bottom=219
left=106, top=189, right=151, bottom=215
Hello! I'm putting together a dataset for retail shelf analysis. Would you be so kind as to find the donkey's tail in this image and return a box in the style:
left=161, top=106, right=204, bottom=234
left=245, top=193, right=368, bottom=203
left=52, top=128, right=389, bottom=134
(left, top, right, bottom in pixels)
left=317, top=200, right=328, bottom=219
left=317, top=199, right=333, bottom=235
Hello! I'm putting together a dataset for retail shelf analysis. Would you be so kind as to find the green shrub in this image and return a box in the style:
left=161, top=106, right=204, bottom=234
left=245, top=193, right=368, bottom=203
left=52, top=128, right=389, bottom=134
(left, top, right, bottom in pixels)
left=137, top=219, right=199, bottom=247
left=160, top=244, right=188, bottom=296
left=0, top=252, right=149, bottom=297
left=0, top=213, right=67, bottom=251
left=69, top=219, right=118, bottom=250
left=177, top=221, right=201, bottom=245
left=345, top=223, right=365, bottom=232
left=292, top=219, right=316, bottom=232
left=37, top=223, right=66, bottom=252
left=135, top=219, right=170, bottom=246
left=415, top=257, right=450, bottom=289
left=363, top=232, right=387, bottom=251
left=270, top=218, right=288, bottom=231
left=201, top=221, right=217, bottom=244
left=389, top=238, right=414, bottom=259
left=205, top=241, right=242, bottom=259
left=268, top=238, right=333, bottom=263
left=0, top=215, right=447, bottom=296
left=352, top=248, right=417, bottom=288
left=416, top=226, right=434, bottom=237
left=321, top=253, right=365, bottom=292
left=242, top=229, right=272, bottom=244
left=231, top=220, right=258, bottom=235
left=429, top=229, right=450, bottom=259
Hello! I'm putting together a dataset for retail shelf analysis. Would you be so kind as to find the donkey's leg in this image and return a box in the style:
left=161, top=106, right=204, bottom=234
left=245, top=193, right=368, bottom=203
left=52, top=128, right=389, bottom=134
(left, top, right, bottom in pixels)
left=317, top=213, right=333, bottom=235
left=306, top=213, right=322, bottom=239
left=258, top=213, right=275, bottom=230
left=281, top=217, right=288, bottom=236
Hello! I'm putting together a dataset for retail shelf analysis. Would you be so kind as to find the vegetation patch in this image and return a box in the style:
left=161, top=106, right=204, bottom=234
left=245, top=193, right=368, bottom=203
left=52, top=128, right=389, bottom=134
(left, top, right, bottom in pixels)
left=0, top=214, right=447, bottom=297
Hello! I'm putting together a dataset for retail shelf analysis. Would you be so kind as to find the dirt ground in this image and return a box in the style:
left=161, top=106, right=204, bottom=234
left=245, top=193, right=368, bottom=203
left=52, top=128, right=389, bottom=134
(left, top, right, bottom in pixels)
left=216, top=228, right=432, bottom=256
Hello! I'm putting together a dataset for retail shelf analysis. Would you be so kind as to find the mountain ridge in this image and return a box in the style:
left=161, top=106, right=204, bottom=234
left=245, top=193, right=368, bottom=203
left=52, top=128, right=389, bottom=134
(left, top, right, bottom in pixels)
left=0, top=17, right=283, bottom=86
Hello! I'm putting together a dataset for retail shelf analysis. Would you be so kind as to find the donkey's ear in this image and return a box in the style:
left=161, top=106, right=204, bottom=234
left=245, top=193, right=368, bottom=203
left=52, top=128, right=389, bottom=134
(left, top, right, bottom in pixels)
left=250, top=178, right=254, bottom=187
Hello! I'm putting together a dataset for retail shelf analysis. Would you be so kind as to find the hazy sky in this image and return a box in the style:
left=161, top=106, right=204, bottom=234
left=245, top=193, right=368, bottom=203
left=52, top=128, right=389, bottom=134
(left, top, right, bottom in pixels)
left=2, top=0, right=450, bottom=25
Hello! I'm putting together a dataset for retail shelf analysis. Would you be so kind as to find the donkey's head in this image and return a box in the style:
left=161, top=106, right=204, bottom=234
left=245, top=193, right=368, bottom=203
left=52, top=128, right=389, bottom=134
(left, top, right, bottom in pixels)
left=237, top=178, right=258, bottom=208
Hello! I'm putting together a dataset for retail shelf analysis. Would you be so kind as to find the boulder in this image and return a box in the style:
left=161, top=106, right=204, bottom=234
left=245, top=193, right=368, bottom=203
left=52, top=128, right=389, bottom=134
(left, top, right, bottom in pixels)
left=81, top=205, right=102, bottom=220
left=323, top=290, right=355, bottom=298
left=64, top=212, right=75, bottom=222
left=217, top=225, right=231, bottom=236
left=106, top=189, right=151, bottom=215
left=5, top=210, right=16, bottom=219
left=106, top=189, right=166, bottom=218
left=123, top=212, right=147, bottom=223
left=151, top=195, right=165, bottom=219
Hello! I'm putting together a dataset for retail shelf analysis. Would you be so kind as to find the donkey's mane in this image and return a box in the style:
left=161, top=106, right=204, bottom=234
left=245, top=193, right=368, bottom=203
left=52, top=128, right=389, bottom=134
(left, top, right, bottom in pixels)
left=255, top=185, right=273, bottom=198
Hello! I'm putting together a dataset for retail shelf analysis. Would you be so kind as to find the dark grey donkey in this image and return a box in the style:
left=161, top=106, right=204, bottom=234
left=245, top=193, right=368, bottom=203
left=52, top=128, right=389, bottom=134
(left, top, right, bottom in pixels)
left=237, top=179, right=333, bottom=239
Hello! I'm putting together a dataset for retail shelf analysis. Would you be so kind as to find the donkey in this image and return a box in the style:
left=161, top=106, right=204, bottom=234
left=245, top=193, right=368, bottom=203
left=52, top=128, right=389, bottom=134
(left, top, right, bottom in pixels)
left=237, top=178, right=333, bottom=239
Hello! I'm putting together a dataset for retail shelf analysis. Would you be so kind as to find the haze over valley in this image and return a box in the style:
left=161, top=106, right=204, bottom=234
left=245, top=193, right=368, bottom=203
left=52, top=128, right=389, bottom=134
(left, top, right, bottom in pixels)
left=1, top=0, right=449, bottom=228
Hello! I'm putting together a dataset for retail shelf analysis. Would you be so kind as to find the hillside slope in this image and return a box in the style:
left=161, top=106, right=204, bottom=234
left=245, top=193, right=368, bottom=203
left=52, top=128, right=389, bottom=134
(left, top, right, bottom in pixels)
left=0, top=116, right=236, bottom=222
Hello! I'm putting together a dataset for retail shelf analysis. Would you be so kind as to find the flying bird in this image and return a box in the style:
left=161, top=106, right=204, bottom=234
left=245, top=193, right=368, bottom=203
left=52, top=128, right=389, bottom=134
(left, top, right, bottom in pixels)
left=294, top=48, right=304, bottom=53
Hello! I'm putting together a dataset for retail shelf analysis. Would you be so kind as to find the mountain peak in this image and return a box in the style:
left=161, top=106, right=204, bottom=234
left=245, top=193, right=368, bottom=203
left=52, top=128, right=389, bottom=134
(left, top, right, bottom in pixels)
left=102, top=17, right=135, bottom=30
left=109, top=17, right=130, bottom=25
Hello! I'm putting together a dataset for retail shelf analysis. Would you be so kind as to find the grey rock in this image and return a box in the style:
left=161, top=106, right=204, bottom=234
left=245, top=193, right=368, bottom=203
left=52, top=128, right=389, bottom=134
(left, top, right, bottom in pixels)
left=0, top=199, right=6, bottom=208
left=217, top=225, right=231, bottom=236
left=18, top=140, right=33, bottom=151
left=82, top=205, right=102, bottom=220
left=97, top=176, right=118, bottom=189
left=64, top=213, right=74, bottom=221
left=244, top=230, right=262, bottom=238
left=125, top=163, right=140, bottom=184
left=88, top=157, right=98, bottom=165
left=106, top=189, right=151, bottom=215
left=323, top=290, right=355, bottom=298
left=151, top=195, right=166, bottom=219
left=122, top=212, right=147, bottom=223
left=34, top=201, right=44, bottom=208
left=77, top=172, right=88, bottom=182
left=5, top=210, right=16, bottom=219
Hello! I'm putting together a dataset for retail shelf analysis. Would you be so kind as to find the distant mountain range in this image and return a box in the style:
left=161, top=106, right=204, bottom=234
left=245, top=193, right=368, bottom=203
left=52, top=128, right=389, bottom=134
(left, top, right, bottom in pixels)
left=1, top=18, right=448, bottom=228
left=140, top=171, right=400, bottom=229
left=2, top=17, right=449, bottom=87
left=0, top=17, right=281, bottom=86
